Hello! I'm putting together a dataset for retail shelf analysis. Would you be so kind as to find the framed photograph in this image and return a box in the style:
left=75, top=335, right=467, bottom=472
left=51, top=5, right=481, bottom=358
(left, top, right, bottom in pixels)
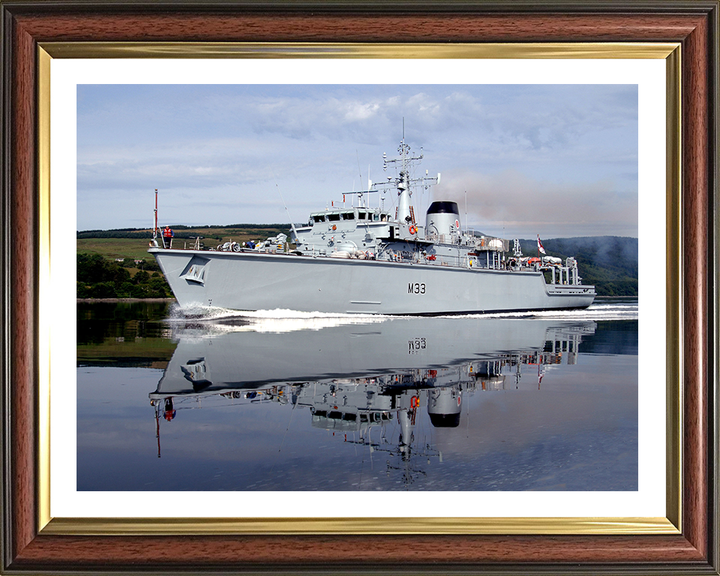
left=2, top=1, right=717, bottom=574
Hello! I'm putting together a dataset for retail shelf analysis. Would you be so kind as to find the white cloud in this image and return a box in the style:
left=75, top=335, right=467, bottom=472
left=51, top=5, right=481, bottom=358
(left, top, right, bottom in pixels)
left=77, top=84, right=638, bottom=236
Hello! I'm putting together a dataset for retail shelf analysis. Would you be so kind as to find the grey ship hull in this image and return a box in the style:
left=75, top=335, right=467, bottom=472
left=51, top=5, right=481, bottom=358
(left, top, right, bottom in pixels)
left=151, top=317, right=596, bottom=398
left=150, top=247, right=595, bottom=315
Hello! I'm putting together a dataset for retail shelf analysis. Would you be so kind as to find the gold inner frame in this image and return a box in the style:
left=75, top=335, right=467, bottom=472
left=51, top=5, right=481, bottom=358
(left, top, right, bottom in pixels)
left=37, top=42, right=682, bottom=536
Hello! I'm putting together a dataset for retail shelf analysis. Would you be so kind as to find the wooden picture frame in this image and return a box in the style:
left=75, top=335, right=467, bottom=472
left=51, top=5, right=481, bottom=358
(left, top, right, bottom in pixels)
left=1, top=1, right=717, bottom=573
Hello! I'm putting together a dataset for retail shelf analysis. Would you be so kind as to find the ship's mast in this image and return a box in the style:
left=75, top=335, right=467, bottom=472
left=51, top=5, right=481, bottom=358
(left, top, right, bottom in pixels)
left=153, top=188, right=158, bottom=239
left=382, top=134, right=439, bottom=224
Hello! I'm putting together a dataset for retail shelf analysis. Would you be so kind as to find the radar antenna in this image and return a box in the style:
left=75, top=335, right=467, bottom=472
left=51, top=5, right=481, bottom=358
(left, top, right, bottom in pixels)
left=379, top=131, right=439, bottom=224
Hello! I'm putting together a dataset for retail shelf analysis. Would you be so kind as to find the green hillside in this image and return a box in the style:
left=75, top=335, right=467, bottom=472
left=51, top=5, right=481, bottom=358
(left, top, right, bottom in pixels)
left=519, top=236, right=638, bottom=296
left=77, top=237, right=159, bottom=261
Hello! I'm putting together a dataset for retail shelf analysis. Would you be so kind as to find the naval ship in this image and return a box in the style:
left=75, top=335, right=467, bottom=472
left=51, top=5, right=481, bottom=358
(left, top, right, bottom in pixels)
left=149, top=138, right=596, bottom=315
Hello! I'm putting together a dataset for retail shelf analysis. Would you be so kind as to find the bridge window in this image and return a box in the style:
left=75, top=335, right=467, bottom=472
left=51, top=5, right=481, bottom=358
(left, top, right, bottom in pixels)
left=342, top=212, right=355, bottom=220
left=328, top=213, right=341, bottom=222
left=358, top=212, right=367, bottom=220
left=313, top=215, right=325, bottom=223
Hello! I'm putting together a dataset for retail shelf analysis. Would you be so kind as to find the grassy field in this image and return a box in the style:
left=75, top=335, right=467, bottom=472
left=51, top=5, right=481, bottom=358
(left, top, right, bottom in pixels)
left=77, top=338, right=177, bottom=366
left=77, top=238, right=158, bottom=261
left=77, top=226, right=290, bottom=261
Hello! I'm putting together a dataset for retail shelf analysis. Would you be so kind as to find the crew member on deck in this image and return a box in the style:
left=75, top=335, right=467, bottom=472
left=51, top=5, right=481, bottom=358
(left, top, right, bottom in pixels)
left=162, top=226, right=174, bottom=248
left=163, top=398, right=176, bottom=421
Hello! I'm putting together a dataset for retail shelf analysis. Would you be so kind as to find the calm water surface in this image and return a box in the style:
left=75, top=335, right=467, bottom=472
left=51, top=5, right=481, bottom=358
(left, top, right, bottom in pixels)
left=77, top=300, right=638, bottom=491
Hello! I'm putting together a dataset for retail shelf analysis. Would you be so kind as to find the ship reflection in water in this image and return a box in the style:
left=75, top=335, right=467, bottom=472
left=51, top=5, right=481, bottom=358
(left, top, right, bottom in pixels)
left=141, top=316, right=637, bottom=491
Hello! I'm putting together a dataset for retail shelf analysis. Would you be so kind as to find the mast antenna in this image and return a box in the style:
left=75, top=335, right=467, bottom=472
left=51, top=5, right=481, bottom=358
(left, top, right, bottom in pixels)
left=276, top=183, right=299, bottom=243
left=153, top=188, right=158, bottom=239
left=465, top=190, right=468, bottom=235
left=356, top=150, right=363, bottom=207
left=379, top=124, right=437, bottom=224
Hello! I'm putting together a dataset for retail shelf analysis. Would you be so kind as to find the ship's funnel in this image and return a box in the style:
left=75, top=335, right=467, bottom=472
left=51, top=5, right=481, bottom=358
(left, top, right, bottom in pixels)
left=426, top=201, right=460, bottom=238
left=428, top=388, right=462, bottom=428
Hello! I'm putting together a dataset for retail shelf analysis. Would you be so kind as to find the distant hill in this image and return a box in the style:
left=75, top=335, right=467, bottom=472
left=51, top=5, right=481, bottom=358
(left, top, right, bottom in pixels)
left=519, top=236, right=638, bottom=296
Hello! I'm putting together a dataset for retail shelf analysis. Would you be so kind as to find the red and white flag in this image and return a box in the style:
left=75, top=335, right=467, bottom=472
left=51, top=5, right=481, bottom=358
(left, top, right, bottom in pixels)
left=537, top=235, right=546, bottom=255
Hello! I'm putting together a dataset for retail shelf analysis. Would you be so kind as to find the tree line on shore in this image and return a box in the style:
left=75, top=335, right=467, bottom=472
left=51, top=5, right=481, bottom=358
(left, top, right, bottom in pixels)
left=518, top=236, right=638, bottom=297
left=77, top=253, right=172, bottom=299
left=77, top=223, right=287, bottom=241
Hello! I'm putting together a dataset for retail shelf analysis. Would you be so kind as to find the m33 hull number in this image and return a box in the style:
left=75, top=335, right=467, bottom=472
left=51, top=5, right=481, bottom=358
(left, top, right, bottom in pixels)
left=408, top=282, right=426, bottom=295
left=409, top=337, right=427, bottom=354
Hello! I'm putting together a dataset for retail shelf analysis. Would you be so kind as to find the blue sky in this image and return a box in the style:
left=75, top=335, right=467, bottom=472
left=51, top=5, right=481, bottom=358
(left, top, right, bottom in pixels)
left=77, top=84, right=638, bottom=238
